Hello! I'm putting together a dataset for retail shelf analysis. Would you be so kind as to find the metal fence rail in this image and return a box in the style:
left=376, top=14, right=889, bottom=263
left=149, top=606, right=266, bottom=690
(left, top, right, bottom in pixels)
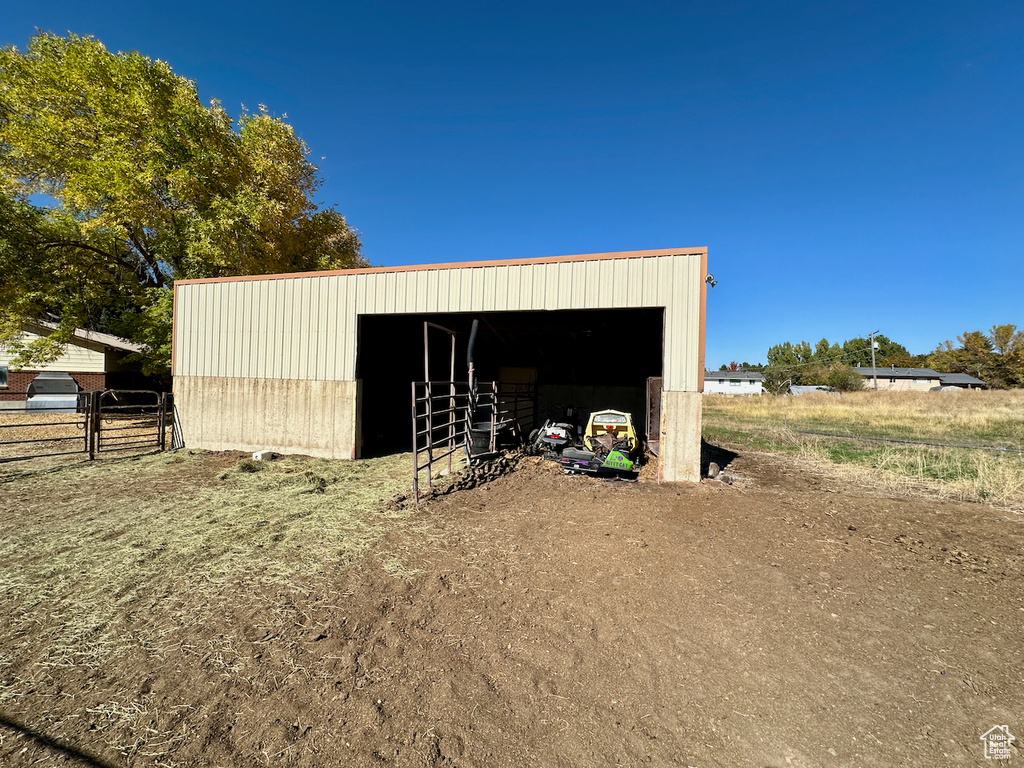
left=0, top=392, right=91, bottom=463
left=411, top=381, right=536, bottom=502
left=0, top=389, right=173, bottom=464
left=412, top=381, right=472, bottom=502
left=93, top=390, right=169, bottom=457
left=495, top=382, right=535, bottom=446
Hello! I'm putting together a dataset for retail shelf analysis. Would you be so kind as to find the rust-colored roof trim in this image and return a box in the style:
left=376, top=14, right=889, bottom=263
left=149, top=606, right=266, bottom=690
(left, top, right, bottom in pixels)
left=173, top=247, right=707, bottom=286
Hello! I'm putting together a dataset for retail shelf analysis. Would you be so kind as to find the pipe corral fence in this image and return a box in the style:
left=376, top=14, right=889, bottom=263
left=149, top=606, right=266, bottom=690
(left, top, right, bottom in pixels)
left=0, top=390, right=175, bottom=464
left=411, top=380, right=534, bottom=502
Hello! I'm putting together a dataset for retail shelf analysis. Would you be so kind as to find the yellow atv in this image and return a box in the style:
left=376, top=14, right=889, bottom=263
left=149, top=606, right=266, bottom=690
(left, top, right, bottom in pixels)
left=557, top=409, right=640, bottom=478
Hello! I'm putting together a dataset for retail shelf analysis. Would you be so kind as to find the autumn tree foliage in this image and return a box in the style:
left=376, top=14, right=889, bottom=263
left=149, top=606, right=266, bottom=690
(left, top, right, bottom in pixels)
left=929, top=325, right=1024, bottom=388
left=0, top=33, right=367, bottom=374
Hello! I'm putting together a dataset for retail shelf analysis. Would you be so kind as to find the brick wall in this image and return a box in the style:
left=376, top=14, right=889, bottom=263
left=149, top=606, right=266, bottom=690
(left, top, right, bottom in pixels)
left=0, top=370, right=107, bottom=402
left=0, top=371, right=37, bottom=401
left=69, top=372, right=107, bottom=392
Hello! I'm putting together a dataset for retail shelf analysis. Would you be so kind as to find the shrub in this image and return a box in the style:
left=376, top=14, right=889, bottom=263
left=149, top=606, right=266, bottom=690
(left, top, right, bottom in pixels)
left=827, top=365, right=865, bottom=392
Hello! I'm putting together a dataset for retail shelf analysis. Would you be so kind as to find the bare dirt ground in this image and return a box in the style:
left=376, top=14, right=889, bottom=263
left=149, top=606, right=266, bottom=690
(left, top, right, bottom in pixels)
left=1, top=449, right=1022, bottom=767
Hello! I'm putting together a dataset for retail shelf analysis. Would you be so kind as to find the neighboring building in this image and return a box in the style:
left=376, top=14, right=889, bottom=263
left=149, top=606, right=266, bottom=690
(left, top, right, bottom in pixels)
left=0, top=321, right=143, bottom=405
left=935, top=373, right=986, bottom=390
left=172, top=247, right=709, bottom=482
left=852, top=366, right=942, bottom=391
left=703, top=370, right=763, bottom=395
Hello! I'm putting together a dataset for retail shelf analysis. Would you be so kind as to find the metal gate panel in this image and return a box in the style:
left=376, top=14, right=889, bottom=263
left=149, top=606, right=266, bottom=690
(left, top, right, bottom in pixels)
left=0, top=391, right=91, bottom=463
left=412, top=381, right=471, bottom=502
left=93, top=390, right=168, bottom=457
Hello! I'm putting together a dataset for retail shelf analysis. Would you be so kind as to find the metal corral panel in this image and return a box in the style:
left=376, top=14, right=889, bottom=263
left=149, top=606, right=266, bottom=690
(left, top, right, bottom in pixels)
left=173, top=248, right=707, bottom=392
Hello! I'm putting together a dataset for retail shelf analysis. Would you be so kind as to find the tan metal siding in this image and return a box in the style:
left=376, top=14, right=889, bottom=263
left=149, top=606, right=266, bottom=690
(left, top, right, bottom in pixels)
left=0, top=331, right=107, bottom=373
left=174, top=252, right=705, bottom=390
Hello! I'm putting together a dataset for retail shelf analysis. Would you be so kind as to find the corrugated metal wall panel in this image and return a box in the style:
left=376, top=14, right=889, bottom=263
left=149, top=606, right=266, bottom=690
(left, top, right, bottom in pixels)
left=296, top=279, right=311, bottom=379
left=308, top=279, right=320, bottom=380
left=223, top=281, right=236, bottom=377
left=272, top=280, right=286, bottom=381
left=324, top=278, right=338, bottom=380
left=493, top=267, right=508, bottom=312
left=174, top=252, right=705, bottom=391
left=190, top=285, right=203, bottom=377
left=199, top=284, right=212, bottom=378
left=277, top=279, right=291, bottom=381
left=255, top=282, right=269, bottom=381
left=542, top=264, right=557, bottom=308
left=611, top=259, right=628, bottom=307
left=374, top=272, right=387, bottom=315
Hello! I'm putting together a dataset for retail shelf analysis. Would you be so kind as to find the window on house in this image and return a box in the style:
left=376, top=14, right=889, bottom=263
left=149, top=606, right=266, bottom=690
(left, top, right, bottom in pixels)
left=729, top=380, right=742, bottom=386
left=0, top=365, right=7, bottom=388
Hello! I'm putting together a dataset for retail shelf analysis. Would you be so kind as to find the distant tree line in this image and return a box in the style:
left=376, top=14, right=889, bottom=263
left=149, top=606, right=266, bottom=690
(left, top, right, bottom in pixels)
left=716, top=324, right=1024, bottom=393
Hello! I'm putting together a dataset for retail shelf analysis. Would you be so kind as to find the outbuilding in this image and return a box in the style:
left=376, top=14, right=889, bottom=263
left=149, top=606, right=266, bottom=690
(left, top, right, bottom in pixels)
left=171, top=248, right=709, bottom=481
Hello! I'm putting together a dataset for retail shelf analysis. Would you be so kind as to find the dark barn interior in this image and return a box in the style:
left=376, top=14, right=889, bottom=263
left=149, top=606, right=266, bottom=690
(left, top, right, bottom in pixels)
left=357, top=308, right=664, bottom=457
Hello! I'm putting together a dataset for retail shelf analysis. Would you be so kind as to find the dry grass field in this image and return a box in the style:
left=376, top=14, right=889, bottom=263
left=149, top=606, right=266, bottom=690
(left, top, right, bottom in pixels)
left=703, top=389, right=1024, bottom=509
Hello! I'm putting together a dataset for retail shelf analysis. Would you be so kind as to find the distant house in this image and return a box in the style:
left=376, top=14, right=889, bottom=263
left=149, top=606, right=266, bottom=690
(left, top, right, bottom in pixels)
left=0, top=321, right=143, bottom=405
left=852, top=366, right=942, bottom=391
left=703, top=370, right=763, bottom=396
left=935, top=373, right=986, bottom=390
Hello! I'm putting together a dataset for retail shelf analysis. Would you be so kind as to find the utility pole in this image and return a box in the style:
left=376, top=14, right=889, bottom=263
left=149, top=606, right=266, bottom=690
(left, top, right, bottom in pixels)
left=868, top=330, right=880, bottom=390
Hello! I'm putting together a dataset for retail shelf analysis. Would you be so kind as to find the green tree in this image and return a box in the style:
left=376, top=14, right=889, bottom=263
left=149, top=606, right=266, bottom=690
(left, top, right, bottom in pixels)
left=841, top=335, right=911, bottom=367
left=761, top=367, right=793, bottom=395
left=0, top=32, right=366, bottom=373
left=814, top=338, right=842, bottom=364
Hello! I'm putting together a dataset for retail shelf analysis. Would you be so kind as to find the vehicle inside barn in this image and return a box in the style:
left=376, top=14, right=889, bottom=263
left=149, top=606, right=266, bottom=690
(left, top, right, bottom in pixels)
left=356, top=308, right=665, bottom=457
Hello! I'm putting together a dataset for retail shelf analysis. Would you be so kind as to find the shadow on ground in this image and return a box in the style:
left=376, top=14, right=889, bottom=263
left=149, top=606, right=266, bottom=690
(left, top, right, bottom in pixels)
left=701, top=438, right=739, bottom=477
left=0, top=713, right=118, bottom=767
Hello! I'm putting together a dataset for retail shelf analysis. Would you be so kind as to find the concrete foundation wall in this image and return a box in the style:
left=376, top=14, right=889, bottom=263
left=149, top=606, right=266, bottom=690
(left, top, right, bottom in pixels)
left=174, top=376, right=359, bottom=459
left=659, top=390, right=702, bottom=482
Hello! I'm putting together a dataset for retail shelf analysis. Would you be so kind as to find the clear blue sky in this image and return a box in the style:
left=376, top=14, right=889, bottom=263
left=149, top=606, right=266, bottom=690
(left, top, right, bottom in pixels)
left=4, top=1, right=1022, bottom=366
